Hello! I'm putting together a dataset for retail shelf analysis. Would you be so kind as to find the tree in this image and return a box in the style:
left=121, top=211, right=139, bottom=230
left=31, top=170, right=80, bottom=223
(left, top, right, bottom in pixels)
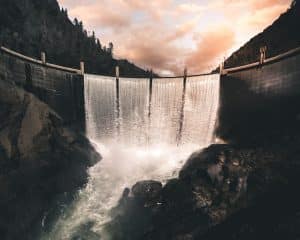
left=73, top=18, right=79, bottom=26
left=79, top=21, right=83, bottom=31
left=108, top=42, right=114, bottom=56
left=92, top=31, right=96, bottom=42
left=96, top=39, right=102, bottom=51
left=290, top=0, right=298, bottom=8
left=61, top=8, right=68, bottom=17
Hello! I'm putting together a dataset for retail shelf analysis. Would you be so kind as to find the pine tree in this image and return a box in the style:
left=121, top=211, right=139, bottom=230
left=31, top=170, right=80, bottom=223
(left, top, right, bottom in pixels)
left=108, top=42, right=114, bottom=56
left=96, top=39, right=102, bottom=51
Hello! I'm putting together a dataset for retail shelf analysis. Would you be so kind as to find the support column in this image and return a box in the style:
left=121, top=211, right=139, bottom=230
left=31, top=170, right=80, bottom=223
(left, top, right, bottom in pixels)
left=80, top=61, right=85, bottom=75
left=148, top=69, right=153, bottom=117
left=219, top=61, right=224, bottom=75
left=177, top=67, right=187, bottom=145
left=116, top=66, right=120, bottom=102
left=115, top=66, right=120, bottom=136
left=41, top=52, right=46, bottom=64
left=183, top=68, right=187, bottom=92
left=260, top=46, right=267, bottom=65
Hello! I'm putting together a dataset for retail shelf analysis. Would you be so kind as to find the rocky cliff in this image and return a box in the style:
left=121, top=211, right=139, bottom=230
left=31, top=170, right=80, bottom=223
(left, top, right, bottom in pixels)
left=104, top=142, right=300, bottom=240
left=0, top=79, right=101, bottom=240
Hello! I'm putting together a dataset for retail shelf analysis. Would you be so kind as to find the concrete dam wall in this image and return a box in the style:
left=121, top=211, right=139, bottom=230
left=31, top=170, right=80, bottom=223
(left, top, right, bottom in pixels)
left=1, top=45, right=300, bottom=145
left=217, top=48, right=300, bottom=144
left=0, top=47, right=85, bottom=130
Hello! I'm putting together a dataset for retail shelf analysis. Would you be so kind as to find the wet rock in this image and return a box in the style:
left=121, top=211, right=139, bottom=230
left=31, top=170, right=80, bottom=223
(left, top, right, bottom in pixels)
left=132, top=180, right=162, bottom=201
left=71, top=221, right=101, bottom=240
left=0, top=80, right=101, bottom=240
left=104, top=143, right=300, bottom=240
left=122, top=187, right=130, bottom=198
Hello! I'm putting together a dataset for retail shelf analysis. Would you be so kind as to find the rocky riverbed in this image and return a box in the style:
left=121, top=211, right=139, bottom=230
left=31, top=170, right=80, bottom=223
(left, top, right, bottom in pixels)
left=0, top=79, right=101, bottom=240
left=104, top=142, right=300, bottom=240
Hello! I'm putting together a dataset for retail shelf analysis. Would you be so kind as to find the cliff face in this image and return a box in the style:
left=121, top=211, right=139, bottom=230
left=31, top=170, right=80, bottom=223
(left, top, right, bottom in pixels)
left=0, top=79, right=101, bottom=240
left=0, top=0, right=148, bottom=77
left=224, top=1, right=300, bottom=68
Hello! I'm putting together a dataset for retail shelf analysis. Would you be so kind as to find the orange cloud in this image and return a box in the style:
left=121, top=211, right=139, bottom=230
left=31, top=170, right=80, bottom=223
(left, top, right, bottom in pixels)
left=123, top=0, right=172, bottom=20
left=165, top=20, right=198, bottom=42
left=57, top=0, right=291, bottom=75
left=186, top=26, right=235, bottom=73
left=174, top=3, right=205, bottom=16
left=68, top=4, right=131, bottom=29
left=249, top=0, right=289, bottom=10
left=241, top=4, right=288, bottom=28
left=117, top=24, right=187, bottom=75
left=223, top=0, right=289, bottom=9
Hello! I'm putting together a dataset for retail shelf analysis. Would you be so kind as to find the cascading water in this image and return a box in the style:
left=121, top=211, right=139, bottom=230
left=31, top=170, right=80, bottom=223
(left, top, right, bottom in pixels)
left=44, top=73, right=220, bottom=239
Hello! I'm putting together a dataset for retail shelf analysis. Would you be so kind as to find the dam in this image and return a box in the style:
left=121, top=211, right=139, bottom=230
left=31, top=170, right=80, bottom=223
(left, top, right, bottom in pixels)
left=0, top=45, right=300, bottom=239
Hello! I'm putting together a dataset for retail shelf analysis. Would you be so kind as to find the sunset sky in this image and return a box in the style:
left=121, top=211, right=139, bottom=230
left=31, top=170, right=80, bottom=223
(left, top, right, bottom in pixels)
left=58, top=0, right=291, bottom=75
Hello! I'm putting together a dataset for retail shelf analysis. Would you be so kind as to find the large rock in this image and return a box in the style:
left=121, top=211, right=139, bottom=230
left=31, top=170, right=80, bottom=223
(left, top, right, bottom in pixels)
left=132, top=180, right=162, bottom=200
left=104, top=143, right=300, bottom=240
left=0, top=80, right=101, bottom=240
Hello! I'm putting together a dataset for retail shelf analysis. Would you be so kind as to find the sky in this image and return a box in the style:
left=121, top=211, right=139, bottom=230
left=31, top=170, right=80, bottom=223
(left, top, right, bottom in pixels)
left=57, top=0, right=291, bottom=75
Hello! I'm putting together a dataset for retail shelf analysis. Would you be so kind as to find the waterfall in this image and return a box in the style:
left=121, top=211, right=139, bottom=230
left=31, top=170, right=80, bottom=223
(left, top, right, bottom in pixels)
left=84, top=74, right=220, bottom=147
left=84, top=75, right=117, bottom=143
left=181, top=75, right=220, bottom=145
left=43, top=73, right=220, bottom=239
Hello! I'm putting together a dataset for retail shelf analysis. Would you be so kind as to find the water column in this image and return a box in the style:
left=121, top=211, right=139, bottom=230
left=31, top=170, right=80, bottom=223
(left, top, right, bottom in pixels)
left=119, top=77, right=150, bottom=146
left=148, top=77, right=184, bottom=146
left=84, top=74, right=117, bottom=144
left=180, top=74, right=220, bottom=146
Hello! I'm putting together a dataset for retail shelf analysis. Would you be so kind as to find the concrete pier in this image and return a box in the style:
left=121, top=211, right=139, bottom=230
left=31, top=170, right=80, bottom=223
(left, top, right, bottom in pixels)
left=0, top=47, right=85, bottom=130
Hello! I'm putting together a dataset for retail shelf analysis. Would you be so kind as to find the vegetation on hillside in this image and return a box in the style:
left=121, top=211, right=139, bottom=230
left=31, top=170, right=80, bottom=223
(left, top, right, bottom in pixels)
left=224, top=0, right=300, bottom=68
left=0, top=0, right=149, bottom=77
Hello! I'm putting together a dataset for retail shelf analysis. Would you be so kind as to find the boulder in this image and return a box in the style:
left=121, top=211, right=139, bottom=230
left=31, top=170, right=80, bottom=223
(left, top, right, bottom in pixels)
left=132, top=180, right=162, bottom=201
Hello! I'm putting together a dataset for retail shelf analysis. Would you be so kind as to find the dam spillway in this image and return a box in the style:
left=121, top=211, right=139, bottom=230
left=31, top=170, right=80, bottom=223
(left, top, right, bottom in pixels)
left=84, top=74, right=220, bottom=147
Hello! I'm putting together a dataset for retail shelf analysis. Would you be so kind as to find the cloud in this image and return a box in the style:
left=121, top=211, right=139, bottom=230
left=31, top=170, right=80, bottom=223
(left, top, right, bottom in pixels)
left=222, top=0, right=288, bottom=10
left=186, top=26, right=235, bottom=73
left=240, top=4, right=288, bottom=28
left=57, top=0, right=290, bottom=75
left=248, top=0, right=289, bottom=10
left=66, top=3, right=131, bottom=29
left=174, top=3, right=205, bottom=16
left=116, top=24, right=187, bottom=75
left=123, top=0, right=172, bottom=20
left=165, top=19, right=198, bottom=42
left=217, top=0, right=289, bottom=19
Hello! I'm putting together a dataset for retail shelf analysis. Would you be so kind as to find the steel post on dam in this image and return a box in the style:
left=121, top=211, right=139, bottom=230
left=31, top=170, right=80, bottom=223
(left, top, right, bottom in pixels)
left=0, top=46, right=85, bottom=130
left=217, top=47, right=300, bottom=144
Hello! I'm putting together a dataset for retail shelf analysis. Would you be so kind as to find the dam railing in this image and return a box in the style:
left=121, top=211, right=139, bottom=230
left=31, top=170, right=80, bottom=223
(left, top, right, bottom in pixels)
left=221, top=46, right=300, bottom=74
left=1, top=44, right=299, bottom=83
left=0, top=46, right=85, bottom=129
left=1, top=44, right=300, bottom=139
left=0, top=46, right=83, bottom=74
